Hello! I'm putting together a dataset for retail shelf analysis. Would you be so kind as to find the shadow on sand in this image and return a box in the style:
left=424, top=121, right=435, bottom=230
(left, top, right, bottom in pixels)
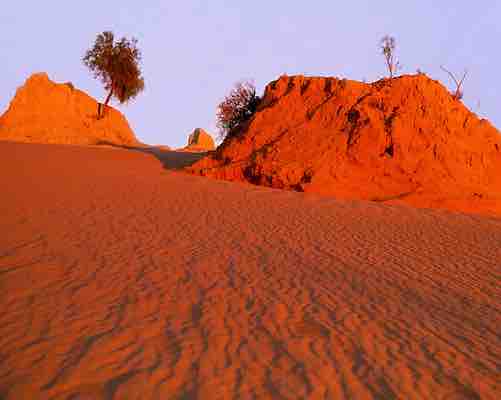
left=94, top=141, right=210, bottom=170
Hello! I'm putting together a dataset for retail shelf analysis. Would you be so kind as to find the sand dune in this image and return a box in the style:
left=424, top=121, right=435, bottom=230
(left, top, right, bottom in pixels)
left=0, top=141, right=500, bottom=399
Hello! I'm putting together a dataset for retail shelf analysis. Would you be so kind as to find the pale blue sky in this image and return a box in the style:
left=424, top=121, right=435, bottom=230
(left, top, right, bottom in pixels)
left=1, top=1, right=499, bottom=147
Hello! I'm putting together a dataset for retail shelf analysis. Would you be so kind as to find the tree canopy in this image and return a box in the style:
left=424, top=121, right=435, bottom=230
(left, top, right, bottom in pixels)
left=83, top=31, right=144, bottom=116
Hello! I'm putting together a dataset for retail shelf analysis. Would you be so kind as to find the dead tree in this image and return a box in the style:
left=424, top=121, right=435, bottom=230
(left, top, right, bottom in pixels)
left=440, top=66, right=468, bottom=100
left=380, top=35, right=401, bottom=79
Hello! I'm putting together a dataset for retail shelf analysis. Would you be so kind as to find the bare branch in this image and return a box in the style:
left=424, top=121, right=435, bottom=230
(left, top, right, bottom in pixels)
left=440, top=65, right=468, bottom=100
left=458, top=70, right=468, bottom=88
left=440, top=66, right=459, bottom=87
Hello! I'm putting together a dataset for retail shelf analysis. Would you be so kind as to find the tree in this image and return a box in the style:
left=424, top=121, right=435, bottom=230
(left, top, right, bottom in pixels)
left=216, top=81, right=260, bottom=141
left=440, top=65, right=468, bottom=100
left=83, top=31, right=144, bottom=119
left=380, top=35, right=401, bottom=79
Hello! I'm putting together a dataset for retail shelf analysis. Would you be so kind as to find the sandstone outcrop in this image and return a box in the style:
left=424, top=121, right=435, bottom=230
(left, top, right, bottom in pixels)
left=188, top=74, right=501, bottom=213
left=184, top=128, right=215, bottom=151
left=0, top=73, right=139, bottom=146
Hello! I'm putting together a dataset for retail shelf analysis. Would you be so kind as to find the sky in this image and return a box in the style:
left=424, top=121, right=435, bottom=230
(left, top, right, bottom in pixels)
left=1, top=1, right=500, bottom=148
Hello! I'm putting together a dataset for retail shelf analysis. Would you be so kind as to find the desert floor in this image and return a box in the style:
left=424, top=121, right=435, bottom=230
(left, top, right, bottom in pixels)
left=0, top=141, right=500, bottom=400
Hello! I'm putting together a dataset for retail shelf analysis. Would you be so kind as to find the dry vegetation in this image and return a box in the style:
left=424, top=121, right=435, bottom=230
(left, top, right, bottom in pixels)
left=216, top=81, right=260, bottom=141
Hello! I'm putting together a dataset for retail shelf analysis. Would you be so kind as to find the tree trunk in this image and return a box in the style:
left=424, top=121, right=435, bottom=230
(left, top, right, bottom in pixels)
left=386, top=58, right=393, bottom=79
left=98, top=88, right=113, bottom=119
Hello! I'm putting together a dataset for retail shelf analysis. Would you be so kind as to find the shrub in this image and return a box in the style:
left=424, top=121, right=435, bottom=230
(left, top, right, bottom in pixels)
left=83, top=31, right=145, bottom=118
left=216, top=81, right=260, bottom=141
left=380, top=35, right=401, bottom=79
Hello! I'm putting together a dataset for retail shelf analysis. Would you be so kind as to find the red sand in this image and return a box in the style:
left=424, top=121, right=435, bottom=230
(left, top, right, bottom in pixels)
left=1, top=141, right=500, bottom=399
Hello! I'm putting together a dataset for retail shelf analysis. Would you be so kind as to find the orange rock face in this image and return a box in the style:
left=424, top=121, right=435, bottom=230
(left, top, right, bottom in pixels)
left=188, top=74, right=501, bottom=215
left=184, top=128, right=216, bottom=151
left=0, top=73, right=139, bottom=146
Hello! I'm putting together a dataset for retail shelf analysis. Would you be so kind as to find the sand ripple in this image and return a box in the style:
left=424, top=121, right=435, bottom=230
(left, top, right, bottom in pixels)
left=0, top=142, right=500, bottom=399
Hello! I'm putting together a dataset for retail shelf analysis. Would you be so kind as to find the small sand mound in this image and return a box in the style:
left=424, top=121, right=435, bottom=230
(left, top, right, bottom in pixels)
left=0, top=72, right=139, bottom=146
left=187, top=74, right=501, bottom=215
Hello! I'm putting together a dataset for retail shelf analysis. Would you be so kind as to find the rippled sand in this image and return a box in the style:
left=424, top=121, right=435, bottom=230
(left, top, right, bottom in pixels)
left=1, top=142, right=499, bottom=399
